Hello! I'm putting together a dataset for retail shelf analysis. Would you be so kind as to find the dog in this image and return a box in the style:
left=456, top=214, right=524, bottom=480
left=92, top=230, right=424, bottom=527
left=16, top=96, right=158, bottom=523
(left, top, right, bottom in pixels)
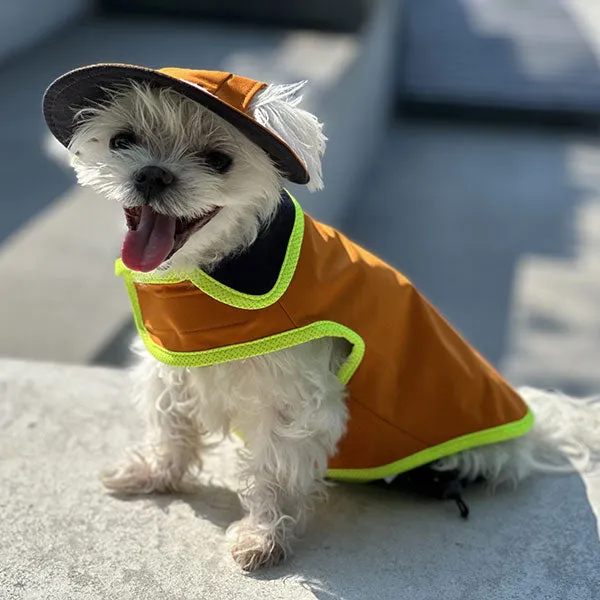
left=43, top=65, right=600, bottom=571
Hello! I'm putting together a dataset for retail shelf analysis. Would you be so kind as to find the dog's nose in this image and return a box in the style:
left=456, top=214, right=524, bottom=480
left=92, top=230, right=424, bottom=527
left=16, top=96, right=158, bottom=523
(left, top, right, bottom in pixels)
left=134, top=166, right=174, bottom=199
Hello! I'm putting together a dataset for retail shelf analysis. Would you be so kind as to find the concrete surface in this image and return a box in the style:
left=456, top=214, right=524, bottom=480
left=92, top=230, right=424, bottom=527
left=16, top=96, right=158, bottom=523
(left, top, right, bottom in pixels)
left=0, top=186, right=127, bottom=363
left=0, top=358, right=599, bottom=599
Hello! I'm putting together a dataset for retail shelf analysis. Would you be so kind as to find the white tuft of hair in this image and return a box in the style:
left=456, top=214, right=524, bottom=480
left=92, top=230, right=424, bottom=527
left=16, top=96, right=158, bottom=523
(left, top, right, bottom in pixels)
left=249, top=82, right=326, bottom=192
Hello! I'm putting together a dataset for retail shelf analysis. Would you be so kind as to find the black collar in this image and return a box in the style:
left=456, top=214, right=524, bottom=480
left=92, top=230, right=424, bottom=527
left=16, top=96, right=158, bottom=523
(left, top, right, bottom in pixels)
left=209, top=190, right=296, bottom=295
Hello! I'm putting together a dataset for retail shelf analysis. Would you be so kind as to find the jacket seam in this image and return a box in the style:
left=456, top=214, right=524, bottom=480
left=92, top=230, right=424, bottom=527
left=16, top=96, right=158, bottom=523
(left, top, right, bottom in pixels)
left=277, top=298, right=300, bottom=329
left=345, top=392, right=432, bottom=449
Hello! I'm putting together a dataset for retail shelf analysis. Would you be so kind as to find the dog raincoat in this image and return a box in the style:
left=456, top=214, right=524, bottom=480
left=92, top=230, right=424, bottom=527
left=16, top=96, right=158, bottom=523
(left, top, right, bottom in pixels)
left=116, top=191, right=533, bottom=482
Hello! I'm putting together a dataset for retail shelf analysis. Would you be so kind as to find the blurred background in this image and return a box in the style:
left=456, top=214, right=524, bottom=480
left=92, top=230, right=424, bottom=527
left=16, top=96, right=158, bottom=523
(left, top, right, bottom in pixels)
left=0, top=0, right=599, bottom=395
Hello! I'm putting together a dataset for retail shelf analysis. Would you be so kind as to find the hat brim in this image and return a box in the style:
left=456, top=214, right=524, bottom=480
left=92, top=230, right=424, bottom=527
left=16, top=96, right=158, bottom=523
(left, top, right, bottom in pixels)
left=43, top=63, right=309, bottom=185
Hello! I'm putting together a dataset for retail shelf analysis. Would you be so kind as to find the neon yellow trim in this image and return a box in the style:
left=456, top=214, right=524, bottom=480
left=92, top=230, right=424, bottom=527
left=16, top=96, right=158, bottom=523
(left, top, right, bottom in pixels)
left=119, top=262, right=365, bottom=379
left=115, top=191, right=304, bottom=310
left=118, top=258, right=365, bottom=385
left=116, top=187, right=363, bottom=379
left=325, top=409, right=535, bottom=482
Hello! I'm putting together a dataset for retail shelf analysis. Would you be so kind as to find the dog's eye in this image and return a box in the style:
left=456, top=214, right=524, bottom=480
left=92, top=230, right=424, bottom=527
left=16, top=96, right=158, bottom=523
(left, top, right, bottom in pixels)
left=109, top=132, right=137, bottom=151
left=203, top=151, right=233, bottom=174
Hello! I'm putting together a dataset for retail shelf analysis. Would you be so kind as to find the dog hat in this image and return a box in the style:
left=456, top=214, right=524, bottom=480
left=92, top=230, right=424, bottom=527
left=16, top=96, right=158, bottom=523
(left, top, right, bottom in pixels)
left=43, top=64, right=310, bottom=184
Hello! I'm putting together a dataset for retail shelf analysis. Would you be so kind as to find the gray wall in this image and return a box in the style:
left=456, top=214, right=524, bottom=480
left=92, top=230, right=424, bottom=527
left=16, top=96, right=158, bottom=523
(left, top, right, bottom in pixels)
left=99, top=0, right=374, bottom=32
left=0, top=0, right=89, bottom=64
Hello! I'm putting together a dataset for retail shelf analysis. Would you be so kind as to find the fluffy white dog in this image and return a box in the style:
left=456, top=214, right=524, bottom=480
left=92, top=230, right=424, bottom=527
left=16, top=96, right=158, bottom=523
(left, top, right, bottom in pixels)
left=44, top=65, right=599, bottom=571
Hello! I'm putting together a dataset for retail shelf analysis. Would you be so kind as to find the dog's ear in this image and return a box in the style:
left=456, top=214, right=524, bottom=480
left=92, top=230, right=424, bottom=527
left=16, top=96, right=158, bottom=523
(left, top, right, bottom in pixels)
left=249, top=82, right=326, bottom=192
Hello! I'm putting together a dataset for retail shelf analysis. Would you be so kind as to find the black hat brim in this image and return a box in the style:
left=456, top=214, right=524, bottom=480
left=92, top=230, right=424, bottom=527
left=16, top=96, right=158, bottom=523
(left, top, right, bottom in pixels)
left=43, top=63, right=309, bottom=185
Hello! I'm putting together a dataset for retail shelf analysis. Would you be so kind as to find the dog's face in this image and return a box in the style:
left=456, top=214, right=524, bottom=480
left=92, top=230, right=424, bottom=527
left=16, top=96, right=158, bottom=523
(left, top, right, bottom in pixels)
left=68, top=82, right=323, bottom=272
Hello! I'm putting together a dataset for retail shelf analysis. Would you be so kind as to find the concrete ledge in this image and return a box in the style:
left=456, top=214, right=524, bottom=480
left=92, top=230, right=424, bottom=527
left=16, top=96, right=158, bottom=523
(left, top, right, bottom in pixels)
left=1, top=359, right=599, bottom=598
left=0, top=187, right=128, bottom=364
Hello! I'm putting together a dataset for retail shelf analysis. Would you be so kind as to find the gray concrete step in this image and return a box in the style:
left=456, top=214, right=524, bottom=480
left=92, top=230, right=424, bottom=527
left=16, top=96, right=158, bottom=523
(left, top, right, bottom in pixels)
left=1, top=358, right=599, bottom=599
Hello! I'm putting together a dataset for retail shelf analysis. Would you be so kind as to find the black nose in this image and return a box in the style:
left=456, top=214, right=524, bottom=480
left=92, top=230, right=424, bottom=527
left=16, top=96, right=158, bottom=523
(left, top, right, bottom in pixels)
left=134, top=166, right=174, bottom=199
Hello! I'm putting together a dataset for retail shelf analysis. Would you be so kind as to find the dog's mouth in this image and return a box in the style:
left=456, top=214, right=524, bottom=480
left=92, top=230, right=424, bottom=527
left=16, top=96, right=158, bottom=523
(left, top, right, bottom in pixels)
left=121, top=205, right=222, bottom=272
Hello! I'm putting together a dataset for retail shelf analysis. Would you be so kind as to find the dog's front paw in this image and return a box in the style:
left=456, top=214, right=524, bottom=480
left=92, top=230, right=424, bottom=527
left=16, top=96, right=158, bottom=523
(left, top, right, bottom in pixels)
left=101, top=452, right=182, bottom=495
left=231, top=539, right=285, bottom=572
left=228, top=519, right=287, bottom=571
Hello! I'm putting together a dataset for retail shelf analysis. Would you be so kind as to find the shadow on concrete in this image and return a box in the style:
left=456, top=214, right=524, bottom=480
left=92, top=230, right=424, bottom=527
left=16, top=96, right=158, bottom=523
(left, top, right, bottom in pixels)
left=109, top=481, right=244, bottom=532
left=93, top=320, right=138, bottom=367
left=253, top=475, right=600, bottom=600
left=96, top=463, right=600, bottom=599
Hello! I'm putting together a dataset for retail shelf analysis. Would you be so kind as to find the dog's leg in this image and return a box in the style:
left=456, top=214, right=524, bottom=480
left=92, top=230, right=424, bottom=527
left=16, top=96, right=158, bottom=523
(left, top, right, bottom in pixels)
left=227, top=340, right=348, bottom=571
left=228, top=407, right=346, bottom=571
left=102, top=348, right=205, bottom=494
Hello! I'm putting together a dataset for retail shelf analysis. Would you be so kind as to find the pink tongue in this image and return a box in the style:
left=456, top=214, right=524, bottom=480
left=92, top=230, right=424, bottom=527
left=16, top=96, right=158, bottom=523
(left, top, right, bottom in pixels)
left=121, top=206, right=176, bottom=272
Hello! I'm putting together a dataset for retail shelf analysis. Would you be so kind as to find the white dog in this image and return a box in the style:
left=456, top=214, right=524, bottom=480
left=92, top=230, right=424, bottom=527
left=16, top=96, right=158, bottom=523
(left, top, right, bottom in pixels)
left=43, top=65, right=599, bottom=571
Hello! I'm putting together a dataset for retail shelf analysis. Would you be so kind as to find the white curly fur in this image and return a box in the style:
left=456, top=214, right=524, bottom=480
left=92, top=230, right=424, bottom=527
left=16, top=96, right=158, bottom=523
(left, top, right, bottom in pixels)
left=64, top=81, right=600, bottom=571
left=102, top=336, right=349, bottom=570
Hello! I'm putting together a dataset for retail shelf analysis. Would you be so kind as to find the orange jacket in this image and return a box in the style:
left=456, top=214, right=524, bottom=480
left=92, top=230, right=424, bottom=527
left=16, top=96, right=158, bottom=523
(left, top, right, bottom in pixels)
left=117, top=192, right=533, bottom=481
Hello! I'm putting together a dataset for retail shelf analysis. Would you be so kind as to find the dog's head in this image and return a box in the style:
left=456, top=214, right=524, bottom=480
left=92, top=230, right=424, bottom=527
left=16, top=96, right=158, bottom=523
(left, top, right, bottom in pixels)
left=67, top=80, right=325, bottom=272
